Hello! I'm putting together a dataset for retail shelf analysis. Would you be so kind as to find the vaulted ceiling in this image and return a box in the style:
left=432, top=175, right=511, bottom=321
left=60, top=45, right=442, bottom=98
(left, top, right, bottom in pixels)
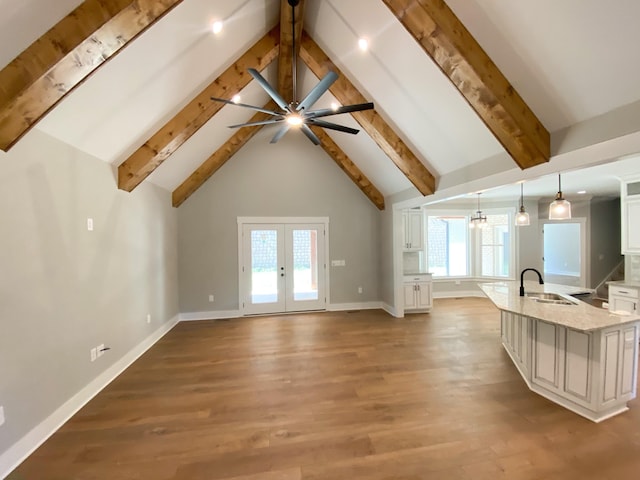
left=1, top=0, right=640, bottom=210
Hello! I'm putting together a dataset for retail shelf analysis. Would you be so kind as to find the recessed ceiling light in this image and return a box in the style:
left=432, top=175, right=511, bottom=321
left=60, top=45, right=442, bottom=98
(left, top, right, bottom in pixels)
left=358, top=38, right=369, bottom=51
left=330, top=102, right=340, bottom=111
left=231, top=94, right=241, bottom=104
left=212, top=20, right=223, bottom=34
left=577, top=190, right=587, bottom=194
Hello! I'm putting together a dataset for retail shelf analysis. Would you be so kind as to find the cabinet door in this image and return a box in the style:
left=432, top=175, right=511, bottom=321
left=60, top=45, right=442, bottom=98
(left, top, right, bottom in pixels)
left=563, top=329, right=592, bottom=407
left=416, top=281, right=432, bottom=309
left=623, top=197, right=640, bottom=253
left=407, top=211, right=424, bottom=251
left=403, top=283, right=417, bottom=309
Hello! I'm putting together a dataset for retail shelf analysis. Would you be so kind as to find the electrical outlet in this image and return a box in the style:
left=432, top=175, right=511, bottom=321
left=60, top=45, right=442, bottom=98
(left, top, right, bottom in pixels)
left=90, top=348, right=97, bottom=362
left=0, top=406, right=5, bottom=427
left=358, top=286, right=363, bottom=294
left=146, top=313, right=151, bottom=324
left=209, top=294, right=214, bottom=302
left=87, top=218, right=94, bottom=231
left=97, top=344, right=105, bottom=358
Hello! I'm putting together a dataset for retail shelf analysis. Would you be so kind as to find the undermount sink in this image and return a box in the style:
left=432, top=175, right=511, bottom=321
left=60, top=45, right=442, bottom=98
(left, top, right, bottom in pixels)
left=525, top=292, right=577, bottom=305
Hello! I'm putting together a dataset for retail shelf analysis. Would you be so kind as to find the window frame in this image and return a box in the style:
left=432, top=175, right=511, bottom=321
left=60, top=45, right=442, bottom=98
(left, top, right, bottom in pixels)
left=425, top=207, right=516, bottom=281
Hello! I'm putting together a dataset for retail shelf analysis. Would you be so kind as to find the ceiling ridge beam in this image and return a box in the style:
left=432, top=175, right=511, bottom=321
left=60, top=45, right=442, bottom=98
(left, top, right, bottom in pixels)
left=309, top=125, right=385, bottom=210
left=118, top=26, right=280, bottom=193
left=299, top=32, right=436, bottom=196
left=0, top=0, right=184, bottom=152
left=172, top=101, right=277, bottom=208
left=382, top=0, right=550, bottom=170
left=278, top=0, right=306, bottom=101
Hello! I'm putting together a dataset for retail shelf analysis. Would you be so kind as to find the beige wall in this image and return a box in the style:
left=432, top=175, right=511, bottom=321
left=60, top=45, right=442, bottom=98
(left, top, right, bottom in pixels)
left=176, top=129, right=382, bottom=313
left=0, top=129, right=179, bottom=458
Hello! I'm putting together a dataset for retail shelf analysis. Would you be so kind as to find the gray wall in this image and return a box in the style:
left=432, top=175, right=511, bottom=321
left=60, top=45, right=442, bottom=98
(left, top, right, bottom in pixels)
left=177, top=129, right=382, bottom=313
left=0, top=129, right=179, bottom=457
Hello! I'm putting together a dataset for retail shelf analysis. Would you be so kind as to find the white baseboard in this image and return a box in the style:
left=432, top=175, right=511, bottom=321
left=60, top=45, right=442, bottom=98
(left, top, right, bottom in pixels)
left=433, top=291, right=486, bottom=299
left=382, top=302, right=402, bottom=318
left=0, top=316, right=179, bottom=479
left=327, top=301, right=382, bottom=312
left=179, top=310, right=241, bottom=321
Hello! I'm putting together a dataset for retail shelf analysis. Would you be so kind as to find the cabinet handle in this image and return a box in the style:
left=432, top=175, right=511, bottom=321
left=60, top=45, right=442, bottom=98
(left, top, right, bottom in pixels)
left=619, top=290, right=629, bottom=294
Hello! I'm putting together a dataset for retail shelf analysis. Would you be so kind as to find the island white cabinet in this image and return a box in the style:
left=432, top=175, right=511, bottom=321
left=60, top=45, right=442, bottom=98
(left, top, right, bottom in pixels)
left=609, top=285, right=639, bottom=315
left=402, top=210, right=424, bottom=251
left=403, top=274, right=432, bottom=312
left=621, top=177, right=640, bottom=254
left=484, top=281, right=640, bottom=422
left=500, top=311, right=639, bottom=422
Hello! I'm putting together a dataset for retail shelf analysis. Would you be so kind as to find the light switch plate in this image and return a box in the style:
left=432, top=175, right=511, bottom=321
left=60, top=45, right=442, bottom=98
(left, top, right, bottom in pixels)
left=87, top=218, right=94, bottom=231
left=0, top=406, right=5, bottom=426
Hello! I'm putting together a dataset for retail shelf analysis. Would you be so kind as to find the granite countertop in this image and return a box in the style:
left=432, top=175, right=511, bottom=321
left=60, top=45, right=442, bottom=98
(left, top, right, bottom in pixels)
left=480, top=280, right=640, bottom=332
left=607, top=280, right=640, bottom=288
left=403, top=271, right=431, bottom=276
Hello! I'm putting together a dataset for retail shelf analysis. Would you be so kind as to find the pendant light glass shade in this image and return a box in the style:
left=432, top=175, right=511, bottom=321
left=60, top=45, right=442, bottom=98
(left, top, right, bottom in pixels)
left=549, top=173, right=572, bottom=220
left=469, top=193, right=488, bottom=228
left=515, top=183, right=530, bottom=226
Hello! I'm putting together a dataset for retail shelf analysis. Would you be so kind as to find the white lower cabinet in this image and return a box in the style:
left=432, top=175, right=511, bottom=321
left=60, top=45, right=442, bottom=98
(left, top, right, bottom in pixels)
left=403, top=274, right=432, bottom=312
left=501, top=311, right=639, bottom=422
left=608, top=285, right=639, bottom=315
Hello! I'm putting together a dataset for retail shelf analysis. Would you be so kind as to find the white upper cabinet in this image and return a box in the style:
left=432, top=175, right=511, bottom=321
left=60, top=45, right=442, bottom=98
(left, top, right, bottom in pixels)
left=402, top=210, right=424, bottom=251
left=621, top=177, right=640, bottom=254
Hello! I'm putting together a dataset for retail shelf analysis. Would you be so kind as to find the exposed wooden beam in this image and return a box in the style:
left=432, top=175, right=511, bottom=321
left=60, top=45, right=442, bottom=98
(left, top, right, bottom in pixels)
left=309, top=126, right=385, bottom=210
left=118, top=26, right=280, bottom=192
left=172, top=102, right=277, bottom=208
left=299, top=32, right=436, bottom=196
left=0, top=0, right=184, bottom=152
left=382, top=0, right=550, bottom=169
left=278, top=0, right=305, bottom=101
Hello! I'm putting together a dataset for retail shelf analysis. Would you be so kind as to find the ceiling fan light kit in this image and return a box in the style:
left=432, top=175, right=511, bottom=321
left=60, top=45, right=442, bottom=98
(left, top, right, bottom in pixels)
left=549, top=173, right=572, bottom=220
left=210, top=0, right=374, bottom=145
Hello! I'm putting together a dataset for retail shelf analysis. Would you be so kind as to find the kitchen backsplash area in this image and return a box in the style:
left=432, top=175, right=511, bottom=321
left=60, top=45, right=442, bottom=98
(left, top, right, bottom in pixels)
left=403, top=251, right=422, bottom=273
left=627, top=255, right=640, bottom=282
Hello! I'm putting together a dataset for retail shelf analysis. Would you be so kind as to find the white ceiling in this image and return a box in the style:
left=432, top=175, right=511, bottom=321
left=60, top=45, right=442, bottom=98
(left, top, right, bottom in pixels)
left=2, top=0, right=640, bottom=203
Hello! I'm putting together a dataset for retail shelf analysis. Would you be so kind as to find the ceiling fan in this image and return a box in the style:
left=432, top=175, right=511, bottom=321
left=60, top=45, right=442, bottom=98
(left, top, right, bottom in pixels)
left=210, top=0, right=374, bottom=145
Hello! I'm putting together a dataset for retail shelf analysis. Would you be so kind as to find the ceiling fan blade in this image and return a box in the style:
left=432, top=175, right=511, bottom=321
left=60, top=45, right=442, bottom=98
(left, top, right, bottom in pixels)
left=300, top=124, right=321, bottom=145
left=270, top=125, right=291, bottom=144
left=307, top=119, right=360, bottom=135
left=210, top=97, right=283, bottom=116
left=248, top=68, right=289, bottom=110
left=296, top=71, right=339, bottom=112
left=308, top=102, right=374, bottom=119
left=227, top=118, right=284, bottom=128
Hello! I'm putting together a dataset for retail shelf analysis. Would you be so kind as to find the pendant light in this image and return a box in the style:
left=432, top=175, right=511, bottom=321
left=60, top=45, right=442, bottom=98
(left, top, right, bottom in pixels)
left=515, top=182, right=530, bottom=226
left=469, top=193, right=487, bottom=229
left=549, top=173, right=572, bottom=220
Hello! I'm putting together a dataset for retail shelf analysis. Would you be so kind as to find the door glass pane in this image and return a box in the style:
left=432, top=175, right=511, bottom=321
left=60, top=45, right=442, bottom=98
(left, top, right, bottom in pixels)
left=250, top=230, right=278, bottom=303
left=292, top=229, right=319, bottom=301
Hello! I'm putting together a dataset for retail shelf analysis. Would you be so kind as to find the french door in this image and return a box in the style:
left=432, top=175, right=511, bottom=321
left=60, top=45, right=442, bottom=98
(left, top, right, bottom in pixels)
left=239, top=220, right=327, bottom=315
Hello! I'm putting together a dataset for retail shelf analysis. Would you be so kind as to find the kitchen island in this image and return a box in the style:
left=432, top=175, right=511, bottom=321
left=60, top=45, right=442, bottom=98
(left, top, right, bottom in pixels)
left=481, top=280, right=640, bottom=422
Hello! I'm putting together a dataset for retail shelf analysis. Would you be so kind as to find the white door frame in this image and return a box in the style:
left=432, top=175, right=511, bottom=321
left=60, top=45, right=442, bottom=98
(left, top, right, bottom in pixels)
left=237, top=217, right=330, bottom=315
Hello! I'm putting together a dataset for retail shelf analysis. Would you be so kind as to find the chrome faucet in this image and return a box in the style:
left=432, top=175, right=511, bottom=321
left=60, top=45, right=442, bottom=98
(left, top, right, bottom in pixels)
left=520, top=268, right=544, bottom=296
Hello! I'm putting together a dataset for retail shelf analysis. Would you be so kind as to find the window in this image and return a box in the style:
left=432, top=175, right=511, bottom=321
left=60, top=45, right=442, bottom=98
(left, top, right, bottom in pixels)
left=479, top=214, right=510, bottom=278
left=426, top=209, right=514, bottom=279
left=426, top=216, right=468, bottom=277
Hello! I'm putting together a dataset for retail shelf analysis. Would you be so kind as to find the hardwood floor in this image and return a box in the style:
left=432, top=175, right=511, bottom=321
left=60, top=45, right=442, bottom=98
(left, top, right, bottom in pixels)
left=9, top=298, right=640, bottom=479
